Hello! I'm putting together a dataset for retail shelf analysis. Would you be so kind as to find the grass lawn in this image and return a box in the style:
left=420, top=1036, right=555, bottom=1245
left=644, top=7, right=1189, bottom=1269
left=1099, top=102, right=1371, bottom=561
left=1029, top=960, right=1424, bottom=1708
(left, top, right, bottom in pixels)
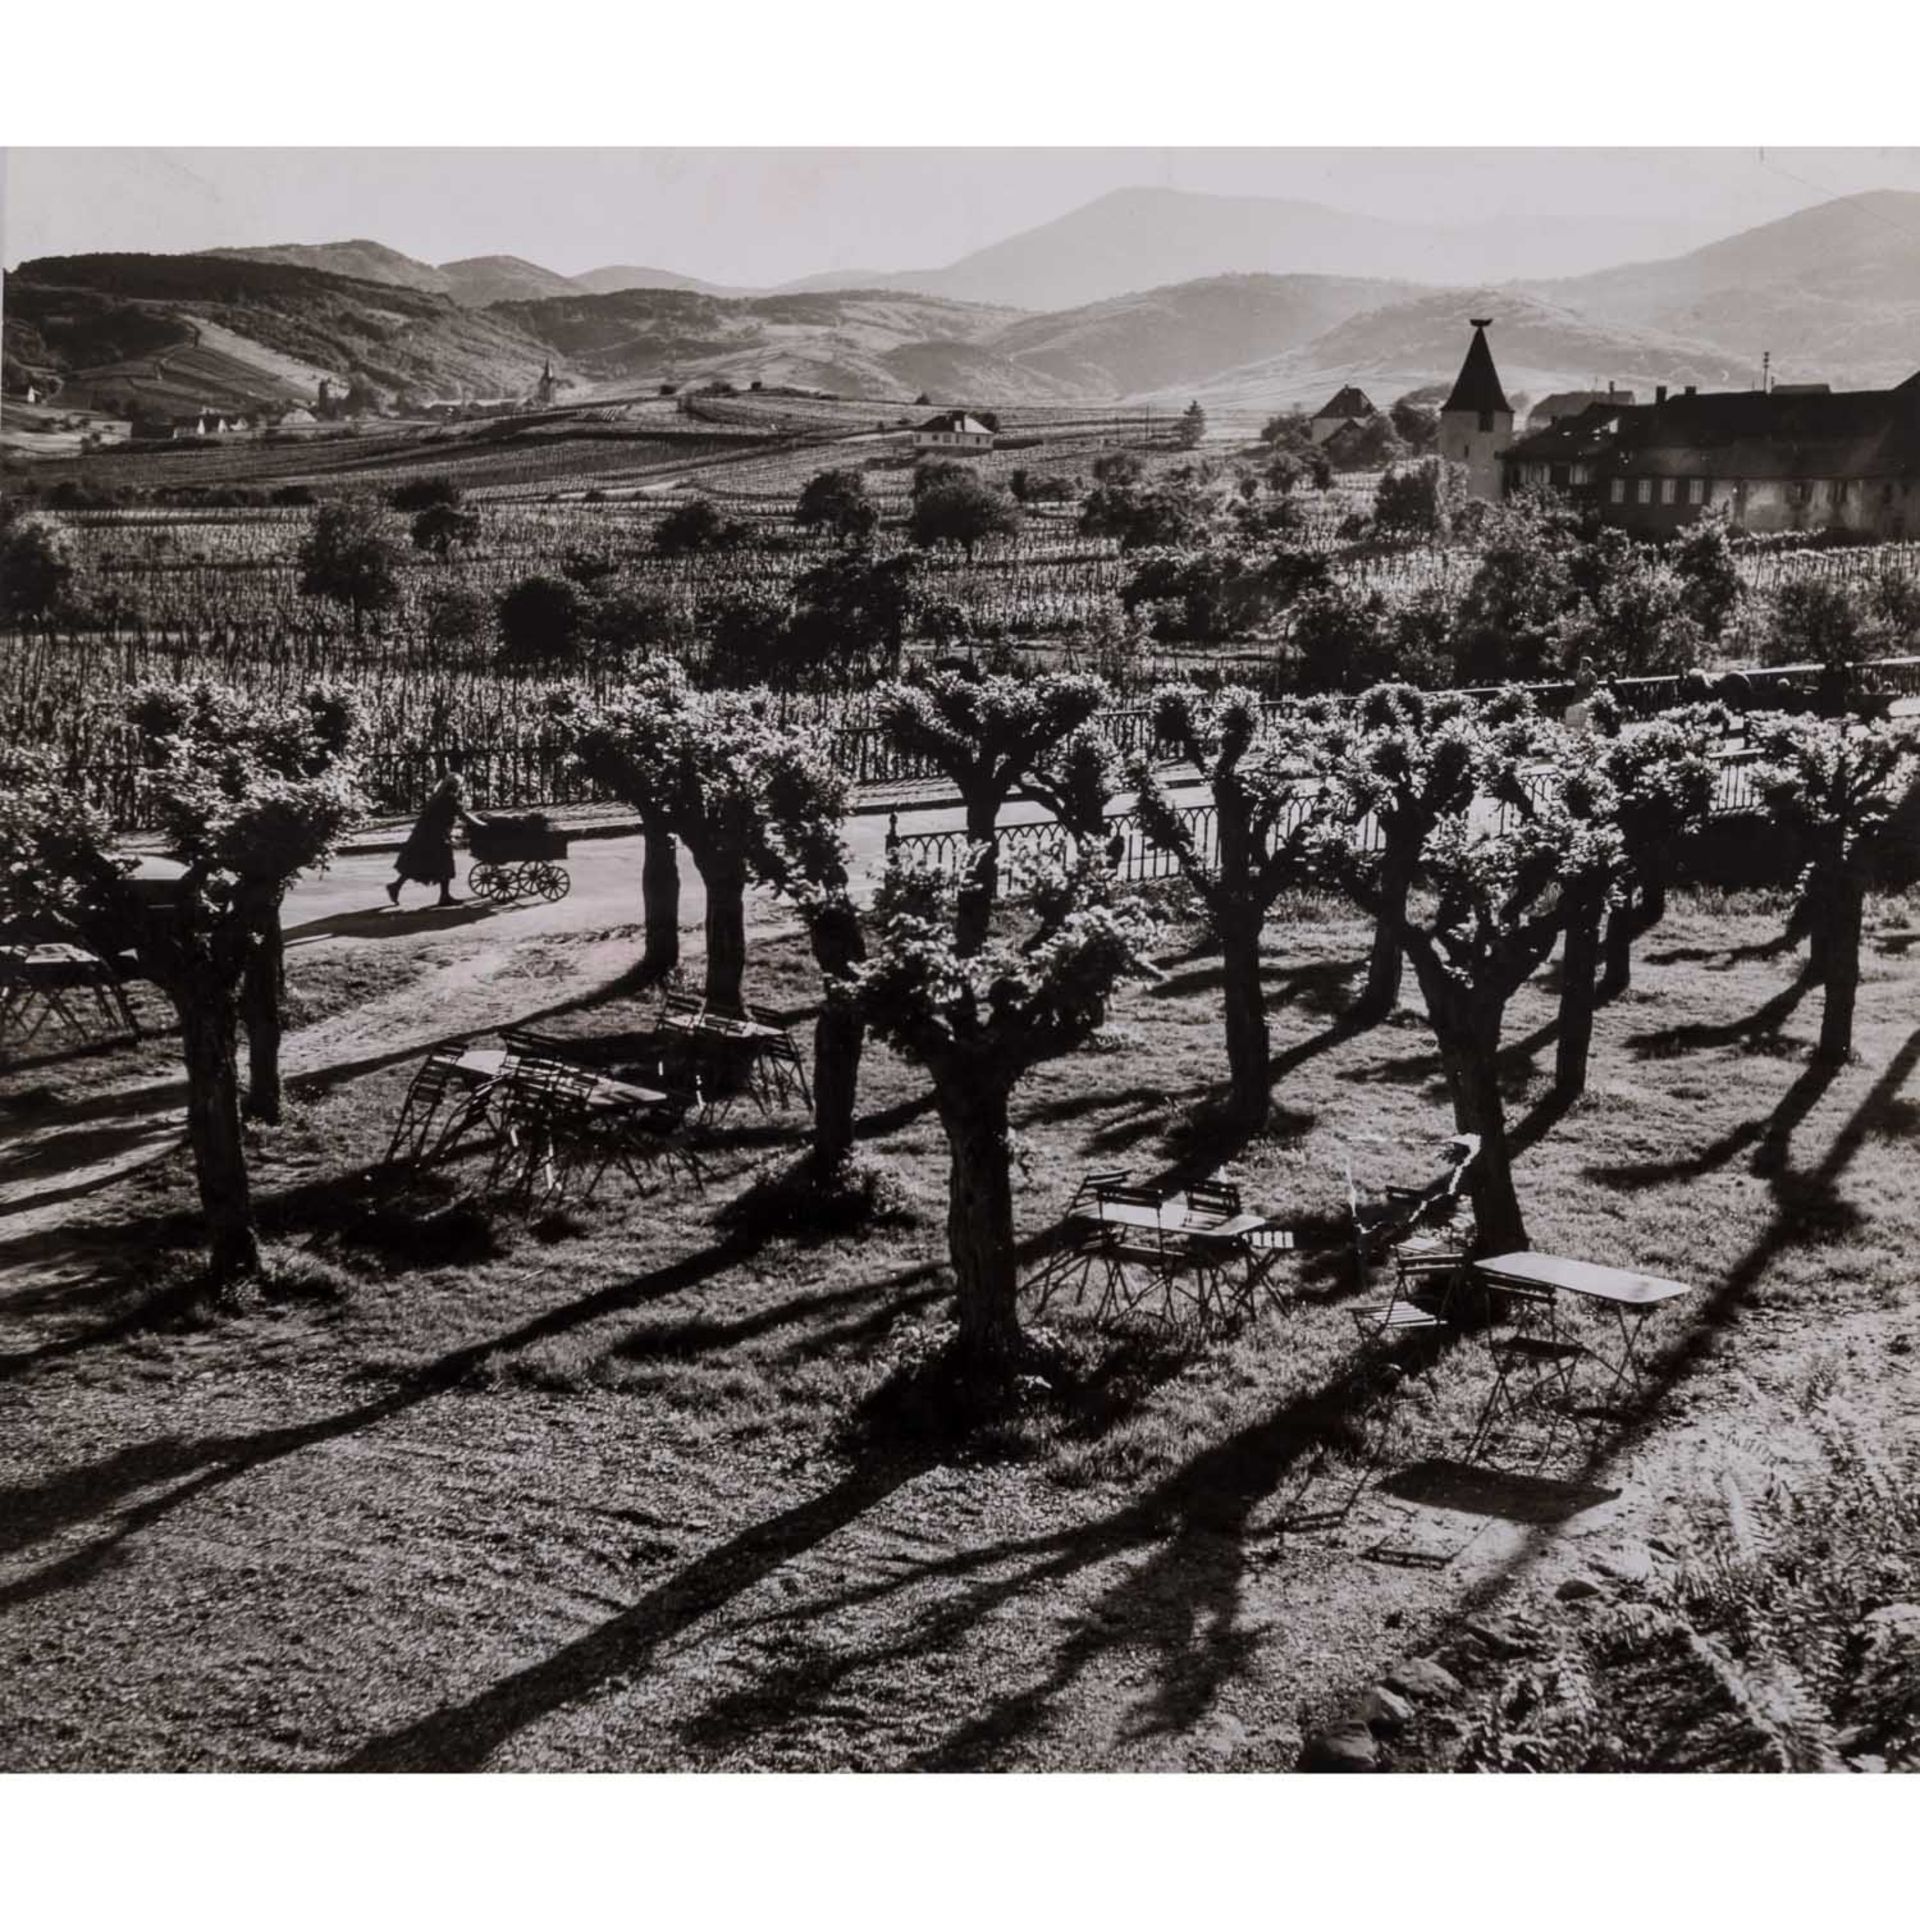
left=2, top=885, right=1916, bottom=1771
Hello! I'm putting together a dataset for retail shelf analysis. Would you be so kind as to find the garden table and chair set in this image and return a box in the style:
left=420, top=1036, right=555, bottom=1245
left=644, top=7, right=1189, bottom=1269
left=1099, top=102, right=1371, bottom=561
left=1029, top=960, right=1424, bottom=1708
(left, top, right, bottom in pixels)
left=1024, top=1123, right=1689, bottom=1467
left=380, top=991, right=814, bottom=1204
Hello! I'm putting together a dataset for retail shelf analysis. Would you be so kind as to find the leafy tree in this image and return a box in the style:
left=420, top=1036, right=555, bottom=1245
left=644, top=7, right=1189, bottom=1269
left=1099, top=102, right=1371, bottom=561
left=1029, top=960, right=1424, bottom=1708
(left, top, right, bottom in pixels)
left=700, top=585, right=793, bottom=687
left=1388, top=397, right=1440, bottom=454
left=909, top=472, right=1021, bottom=560
left=1670, top=517, right=1742, bottom=645
left=1574, top=695, right=1721, bottom=1031
left=125, top=680, right=364, bottom=1123
left=410, top=501, right=480, bottom=561
left=858, top=855, right=1158, bottom=1376
left=1258, top=411, right=1314, bottom=455
left=1175, top=400, right=1207, bottom=449
left=1081, top=478, right=1218, bottom=552
left=1090, top=449, right=1145, bottom=488
left=1451, top=499, right=1581, bottom=685
left=1562, top=548, right=1704, bottom=681
left=0, top=509, right=75, bottom=629
left=1315, top=696, right=1621, bottom=1250
left=1325, top=412, right=1406, bottom=472
left=792, top=548, right=919, bottom=677
left=745, top=738, right=868, bottom=1175
left=879, top=671, right=1107, bottom=952
left=1750, top=716, right=1920, bottom=1063
left=296, top=497, right=402, bottom=639
left=389, top=476, right=462, bottom=512
left=1133, top=687, right=1320, bottom=1127
left=1, top=715, right=361, bottom=1297
left=654, top=497, right=746, bottom=557
left=1765, top=577, right=1867, bottom=668
left=496, top=573, right=586, bottom=669
left=1374, top=459, right=1466, bottom=539
left=1122, top=547, right=1321, bottom=648
left=795, top=467, right=880, bottom=544
left=1263, top=452, right=1305, bottom=495
left=587, top=586, right=683, bottom=665
left=1288, top=582, right=1397, bottom=695
left=421, top=579, right=492, bottom=659
left=912, top=459, right=970, bottom=499
left=564, top=681, right=781, bottom=1009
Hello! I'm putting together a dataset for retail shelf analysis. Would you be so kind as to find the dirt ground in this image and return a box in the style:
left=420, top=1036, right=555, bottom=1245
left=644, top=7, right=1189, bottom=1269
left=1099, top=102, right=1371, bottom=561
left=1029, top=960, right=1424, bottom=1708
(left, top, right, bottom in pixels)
left=2, top=881, right=1916, bottom=1771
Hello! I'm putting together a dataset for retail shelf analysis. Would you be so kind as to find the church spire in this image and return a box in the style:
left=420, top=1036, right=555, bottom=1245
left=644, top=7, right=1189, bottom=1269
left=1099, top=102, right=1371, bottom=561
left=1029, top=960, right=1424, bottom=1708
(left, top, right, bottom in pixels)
left=1443, top=319, right=1511, bottom=416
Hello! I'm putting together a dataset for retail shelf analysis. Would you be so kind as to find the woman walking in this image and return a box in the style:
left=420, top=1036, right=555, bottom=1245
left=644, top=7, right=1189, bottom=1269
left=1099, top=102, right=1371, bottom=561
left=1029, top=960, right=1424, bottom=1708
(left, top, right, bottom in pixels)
left=387, top=756, right=482, bottom=908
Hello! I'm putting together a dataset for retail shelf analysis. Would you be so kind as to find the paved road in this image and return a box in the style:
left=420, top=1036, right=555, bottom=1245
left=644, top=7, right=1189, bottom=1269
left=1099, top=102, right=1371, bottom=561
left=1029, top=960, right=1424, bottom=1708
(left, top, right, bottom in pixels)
left=280, top=793, right=1129, bottom=956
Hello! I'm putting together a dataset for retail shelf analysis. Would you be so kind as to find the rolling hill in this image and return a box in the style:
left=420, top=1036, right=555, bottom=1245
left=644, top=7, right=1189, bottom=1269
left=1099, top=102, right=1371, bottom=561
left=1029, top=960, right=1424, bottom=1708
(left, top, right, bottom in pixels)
left=205, top=240, right=583, bottom=309
left=570, top=265, right=742, bottom=298
left=6, top=253, right=560, bottom=411
left=1535, top=191, right=1920, bottom=388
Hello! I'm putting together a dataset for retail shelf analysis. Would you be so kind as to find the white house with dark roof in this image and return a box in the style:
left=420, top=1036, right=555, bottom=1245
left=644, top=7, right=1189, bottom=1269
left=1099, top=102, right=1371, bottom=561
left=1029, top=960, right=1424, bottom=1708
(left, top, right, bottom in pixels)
left=912, top=409, right=996, bottom=453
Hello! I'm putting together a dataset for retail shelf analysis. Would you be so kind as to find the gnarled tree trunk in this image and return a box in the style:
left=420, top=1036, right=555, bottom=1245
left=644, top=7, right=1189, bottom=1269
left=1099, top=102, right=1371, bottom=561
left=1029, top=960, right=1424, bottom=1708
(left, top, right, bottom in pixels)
left=1219, top=903, right=1270, bottom=1127
left=806, top=898, right=867, bottom=1174
left=700, top=862, right=749, bottom=1013
left=638, top=826, right=681, bottom=982
left=177, top=985, right=262, bottom=1299
left=240, top=887, right=286, bottom=1124
left=954, top=789, right=1000, bottom=957
left=935, top=1068, right=1025, bottom=1374
left=1555, top=885, right=1603, bottom=1100
left=1816, top=868, right=1864, bottom=1064
left=1411, top=953, right=1528, bottom=1255
left=1356, top=846, right=1417, bottom=1023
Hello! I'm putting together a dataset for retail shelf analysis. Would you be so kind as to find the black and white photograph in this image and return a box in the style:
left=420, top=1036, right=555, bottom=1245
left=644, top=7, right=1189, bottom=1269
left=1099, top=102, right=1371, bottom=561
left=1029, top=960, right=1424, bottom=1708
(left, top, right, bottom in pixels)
left=2, top=7, right=1916, bottom=1902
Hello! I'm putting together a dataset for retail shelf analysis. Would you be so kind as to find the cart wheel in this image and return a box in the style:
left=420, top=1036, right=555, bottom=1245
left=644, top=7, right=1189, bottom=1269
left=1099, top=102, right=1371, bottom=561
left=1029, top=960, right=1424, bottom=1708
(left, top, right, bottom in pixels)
left=504, top=863, right=535, bottom=902
left=469, top=862, right=503, bottom=900
left=532, top=862, right=571, bottom=902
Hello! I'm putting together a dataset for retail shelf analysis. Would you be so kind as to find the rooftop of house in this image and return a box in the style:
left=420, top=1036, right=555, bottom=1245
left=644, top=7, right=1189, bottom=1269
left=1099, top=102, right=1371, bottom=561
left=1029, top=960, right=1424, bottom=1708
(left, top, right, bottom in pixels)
left=916, top=410, right=995, bottom=436
left=1313, top=385, right=1375, bottom=421
left=1504, top=374, right=1920, bottom=480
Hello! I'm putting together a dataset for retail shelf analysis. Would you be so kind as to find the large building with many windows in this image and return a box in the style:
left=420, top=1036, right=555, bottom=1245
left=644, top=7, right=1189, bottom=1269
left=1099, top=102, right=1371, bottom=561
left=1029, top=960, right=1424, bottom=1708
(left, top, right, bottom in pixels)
left=1500, top=374, right=1920, bottom=536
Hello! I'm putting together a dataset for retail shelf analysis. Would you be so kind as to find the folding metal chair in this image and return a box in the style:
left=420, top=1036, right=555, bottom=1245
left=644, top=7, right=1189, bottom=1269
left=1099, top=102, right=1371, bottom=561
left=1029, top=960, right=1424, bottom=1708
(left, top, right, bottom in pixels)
left=1024, top=1169, right=1134, bottom=1311
left=1351, top=1247, right=1468, bottom=1352
left=384, top=1045, right=496, bottom=1169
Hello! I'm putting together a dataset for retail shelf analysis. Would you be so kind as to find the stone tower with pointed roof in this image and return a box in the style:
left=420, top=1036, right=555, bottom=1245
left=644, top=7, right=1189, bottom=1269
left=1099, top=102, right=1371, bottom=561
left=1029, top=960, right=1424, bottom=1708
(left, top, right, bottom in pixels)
left=536, top=358, right=557, bottom=408
left=1438, top=318, right=1513, bottom=501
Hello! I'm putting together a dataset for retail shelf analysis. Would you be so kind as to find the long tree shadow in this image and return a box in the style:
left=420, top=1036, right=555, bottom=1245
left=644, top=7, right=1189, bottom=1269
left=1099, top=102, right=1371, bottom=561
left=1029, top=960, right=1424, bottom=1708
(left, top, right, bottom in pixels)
left=0, top=1232, right=765, bottom=1595
left=1626, top=968, right=1815, bottom=1058
left=1415, top=1025, right=1920, bottom=1661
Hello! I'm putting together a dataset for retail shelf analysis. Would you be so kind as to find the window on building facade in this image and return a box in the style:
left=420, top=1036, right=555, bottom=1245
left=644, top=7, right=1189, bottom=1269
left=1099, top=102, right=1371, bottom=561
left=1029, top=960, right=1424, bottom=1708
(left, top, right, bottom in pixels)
left=1609, top=478, right=1625, bottom=504
left=1659, top=478, right=1677, bottom=505
left=1636, top=478, right=1653, bottom=505
left=1478, top=411, right=1493, bottom=433
left=1687, top=478, right=1706, bottom=505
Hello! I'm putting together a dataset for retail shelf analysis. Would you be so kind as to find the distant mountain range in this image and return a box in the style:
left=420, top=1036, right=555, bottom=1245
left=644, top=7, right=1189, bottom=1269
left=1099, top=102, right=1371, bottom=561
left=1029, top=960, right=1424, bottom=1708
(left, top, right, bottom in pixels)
left=6, top=190, right=1919, bottom=423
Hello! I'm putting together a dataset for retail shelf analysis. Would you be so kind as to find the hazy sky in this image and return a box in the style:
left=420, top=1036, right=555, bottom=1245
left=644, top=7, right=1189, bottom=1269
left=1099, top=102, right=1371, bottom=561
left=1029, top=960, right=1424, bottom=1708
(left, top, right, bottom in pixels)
left=7, top=147, right=1920, bottom=282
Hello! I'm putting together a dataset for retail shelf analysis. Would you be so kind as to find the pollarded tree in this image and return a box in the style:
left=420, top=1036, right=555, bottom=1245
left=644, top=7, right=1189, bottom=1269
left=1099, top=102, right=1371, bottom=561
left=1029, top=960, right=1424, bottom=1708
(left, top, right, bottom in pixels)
left=1749, top=715, right=1920, bottom=1063
left=297, top=496, right=402, bottom=639
left=126, top=679, right=366, bottom=1123
left=550, top=664, right=687, bottom=983
left=1132, top=685, right=1322, bottom=1128
left=746, top=737, right=869, bottom=1176
left=1310, top=684, right=1504, bottom=1023
left=0, top=734, right=361, bottom=1299
left=858, top=855, right=1159, bottom=1376
left=878, top=670, right=1107, bottom=953
left=1584, top=695, right=1724, bottom=1004
left=564, top=681, right=782, bottom=1010
left=1316, top=703, right=1618, bottom=1251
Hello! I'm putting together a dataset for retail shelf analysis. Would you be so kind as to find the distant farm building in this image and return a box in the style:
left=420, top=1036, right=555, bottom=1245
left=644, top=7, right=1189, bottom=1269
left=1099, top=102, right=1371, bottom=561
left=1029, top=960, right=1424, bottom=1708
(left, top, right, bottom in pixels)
left=913, top=410, right=997, bottom=454
left=1501, top=372, right=1920, bottom=536
left=1527, top=386, right=1637, bottom=433
left=1310, top=386, right=1376, bottom=445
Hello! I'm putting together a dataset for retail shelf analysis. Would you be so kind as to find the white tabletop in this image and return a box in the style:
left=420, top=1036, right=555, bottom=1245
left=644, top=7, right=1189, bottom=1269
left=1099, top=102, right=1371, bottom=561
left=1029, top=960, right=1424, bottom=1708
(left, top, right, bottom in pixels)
left=1475, top=1250, right=1689, bottom=1308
